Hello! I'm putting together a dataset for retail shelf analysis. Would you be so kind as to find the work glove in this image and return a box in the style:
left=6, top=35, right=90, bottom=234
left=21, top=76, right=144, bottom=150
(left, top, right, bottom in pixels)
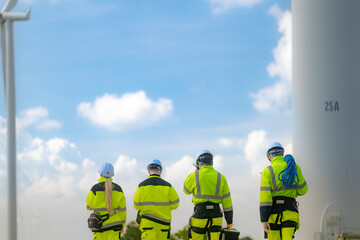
left=226, top=224, right=232, bottom=230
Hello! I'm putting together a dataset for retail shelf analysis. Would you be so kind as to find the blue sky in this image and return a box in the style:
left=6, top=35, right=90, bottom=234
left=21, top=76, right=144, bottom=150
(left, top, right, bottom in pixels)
left=0, top=0, right=294, bottom=239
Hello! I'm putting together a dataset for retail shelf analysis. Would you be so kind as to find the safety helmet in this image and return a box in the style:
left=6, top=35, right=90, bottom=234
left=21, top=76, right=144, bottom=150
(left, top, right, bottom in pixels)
left=147, top=159, right=162, bottom=171
left=98, top=162, right=114, bottom=178
left=266, top=142, right=284, bottom=156
left=196, top=149, right=213, bottom=166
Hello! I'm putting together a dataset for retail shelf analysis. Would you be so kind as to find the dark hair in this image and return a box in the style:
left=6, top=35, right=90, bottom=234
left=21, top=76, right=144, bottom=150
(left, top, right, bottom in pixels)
left=268, top=147, right=284, bottom=156
left=148, top=164, right=162, bottom=171
left=197, top=153, right=213, bottom=166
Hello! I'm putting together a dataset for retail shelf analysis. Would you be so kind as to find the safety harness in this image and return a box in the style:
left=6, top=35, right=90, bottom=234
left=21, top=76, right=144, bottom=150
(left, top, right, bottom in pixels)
left=269, top=196, right=298, bottom=239
left=188, top=202, right=223, bottom=240
left=88, top=212, right=124, bottom=233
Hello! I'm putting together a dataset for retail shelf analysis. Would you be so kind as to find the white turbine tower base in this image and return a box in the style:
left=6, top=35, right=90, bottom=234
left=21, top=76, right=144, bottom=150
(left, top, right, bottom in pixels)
left=293, top=0, right=360, bottom=239
left=0, top=1, right=30, bottom=240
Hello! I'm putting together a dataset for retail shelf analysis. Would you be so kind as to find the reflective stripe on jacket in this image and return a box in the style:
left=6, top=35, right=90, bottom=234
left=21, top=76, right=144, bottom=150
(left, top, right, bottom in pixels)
left=86, top=177, right=127, bottom=230
left=260, top=155, right=308, bottom=222
left=183, top=166, right=233, bottom=220
left=133, top=174, right=179, bottom=223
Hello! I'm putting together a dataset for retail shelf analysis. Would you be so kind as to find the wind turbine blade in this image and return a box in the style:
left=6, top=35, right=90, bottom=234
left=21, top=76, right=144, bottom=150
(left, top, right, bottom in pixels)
left=1, top=22, right=6, bottom=98
left=1, top=0, right=18, bottom=12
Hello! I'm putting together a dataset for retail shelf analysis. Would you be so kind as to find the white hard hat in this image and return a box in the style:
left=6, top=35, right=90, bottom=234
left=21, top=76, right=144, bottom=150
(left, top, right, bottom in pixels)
left=196, top=149, right=213, bottom=160
left=266, top=142, right=284, bottom=155
left=196, top=149, right=213, bottom=166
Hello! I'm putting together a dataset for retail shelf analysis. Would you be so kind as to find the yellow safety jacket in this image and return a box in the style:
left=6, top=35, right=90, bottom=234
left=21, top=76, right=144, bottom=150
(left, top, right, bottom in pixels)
left=260, top=155, right=308, bottom=222
left=87, top=177, right=127, bottom=231
left=183, top=166, right=233, bottom=224
left=133, top=174, right=179, bottom=224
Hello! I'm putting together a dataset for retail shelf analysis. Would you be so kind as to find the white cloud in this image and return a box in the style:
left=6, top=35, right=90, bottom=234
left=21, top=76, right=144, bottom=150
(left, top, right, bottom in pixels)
left=20, top=107, right=48, bottom=126
left=244, top=129, right=269, bottom=176
left=19, top=106, right=62, bottom=130
left=22, top=177, right=61, bottom=198
left=57, top=161, right=79, bottom=172
left=217, top=137, right=234, bottom=147
left=16, top=136, right=82, bottom=191
left=15, top=136, right=96, bottom=201
left=46, top=138, right=73, bottom=167
left=243, top=129, right=293, bottom=175
left=206, top=0, right=262, bottom=14
left=77, top=91, right=173, bottom=130
left=114, top=155, right=137, bottom=175
left=250, top=5, right=292, bottom=112
left=36, top=119, right=62, bottom=130
left=82, top=158, right=95, bottom=169
left=11, top=132, right=140, bottom=201
left=217, top=137, right=243, bottom=149
left=213, top=155, right=223, bottom=170
left=19, top=137, right=45, bottom=163
left=78, top=158, right=99, bottom=193
left=164, top=155, right=194, bottom=188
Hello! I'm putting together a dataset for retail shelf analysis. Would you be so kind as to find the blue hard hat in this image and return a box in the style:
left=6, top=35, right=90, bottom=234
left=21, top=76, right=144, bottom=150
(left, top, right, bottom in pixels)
left=98, top=162, right=114, bottom=177
left=147, top=159, right=162, bottom=170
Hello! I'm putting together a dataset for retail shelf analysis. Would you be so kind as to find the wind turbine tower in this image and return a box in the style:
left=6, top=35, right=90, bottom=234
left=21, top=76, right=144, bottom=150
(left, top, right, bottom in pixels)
left=292, top=0, right=360, bottom=239
left=0, top=0, right=30, bottom=240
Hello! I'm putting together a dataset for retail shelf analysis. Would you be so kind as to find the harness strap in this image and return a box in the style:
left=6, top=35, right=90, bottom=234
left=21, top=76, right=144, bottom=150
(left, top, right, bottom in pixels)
left=194, top=202, right=221, bottom=213
left=271, top=196, right=299, bottom=214
left=142, top=215, right=171, bottom=226
left=188, top=202, right=222, bottom=239
left=269, top=221, right=297, bottom=239
left=92, top=224, right=123, bottom=233
left=189, top=217, right=222, bottom=240
left=206, top=218, right=212, bottom=240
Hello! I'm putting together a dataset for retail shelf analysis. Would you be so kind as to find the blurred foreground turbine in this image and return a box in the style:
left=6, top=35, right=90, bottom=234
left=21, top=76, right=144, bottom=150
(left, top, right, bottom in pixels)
left=293, top=0, right=360, bottom=239
left=0, top=0, right=30, bottom=240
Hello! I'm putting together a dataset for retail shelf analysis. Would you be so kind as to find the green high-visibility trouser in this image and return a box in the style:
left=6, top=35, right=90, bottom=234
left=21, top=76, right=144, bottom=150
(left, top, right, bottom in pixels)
left=189, top=217, right=222, bottom=240
left=93, top=230, right=121, bottom=240
left=268, top=210, right=299, bottom=240
left=140, top=217, right=171, bottom=240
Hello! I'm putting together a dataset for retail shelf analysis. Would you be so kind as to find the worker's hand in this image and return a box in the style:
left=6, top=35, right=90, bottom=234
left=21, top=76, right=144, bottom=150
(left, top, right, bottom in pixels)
left=226, top=224, right=232, bottom=230
left=120, top=228, right=124, bottom=234
left=262, top=222, right=270, bottom=234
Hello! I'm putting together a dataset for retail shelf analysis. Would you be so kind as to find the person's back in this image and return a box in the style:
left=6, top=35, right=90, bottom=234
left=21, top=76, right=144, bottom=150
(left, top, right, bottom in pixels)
left=135, top=174, right=179, bottom=221
left=184, top=165, right=232, bottom=209
left=260, top=142, right=308, bottom=240
left=184, top=149, right=233, bottom=240
left=134, top=159, right=179, bottom=240
left=267, top=156, right=307, bottom=199
left=87, top=162, right=126, bottom=240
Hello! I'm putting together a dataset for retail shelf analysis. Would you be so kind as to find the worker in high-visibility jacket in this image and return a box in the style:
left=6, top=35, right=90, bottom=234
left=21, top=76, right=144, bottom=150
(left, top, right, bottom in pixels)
left=87, top=162, right=127, bottom=240
left=184, top=149, right=233, bottom=240
left=133, top=159, right=180, bottom=240
left=260, top=142, right=308, bottom=240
